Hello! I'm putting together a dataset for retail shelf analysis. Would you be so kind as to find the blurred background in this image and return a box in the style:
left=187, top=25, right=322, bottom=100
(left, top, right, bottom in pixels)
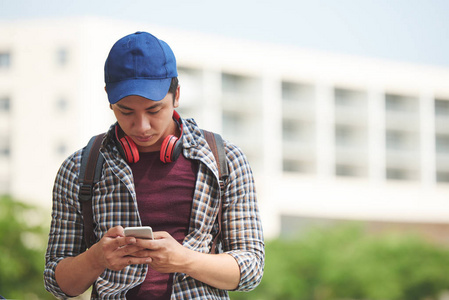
left=1, top=0, right=449, bottom=299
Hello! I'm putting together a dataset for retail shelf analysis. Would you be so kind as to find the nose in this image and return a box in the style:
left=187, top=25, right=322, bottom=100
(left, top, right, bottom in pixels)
left=133, top=113, right=151, bottom=134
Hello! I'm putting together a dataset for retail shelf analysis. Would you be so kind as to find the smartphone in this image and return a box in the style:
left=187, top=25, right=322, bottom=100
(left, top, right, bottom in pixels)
left=124, top=226, right=154, bottom=240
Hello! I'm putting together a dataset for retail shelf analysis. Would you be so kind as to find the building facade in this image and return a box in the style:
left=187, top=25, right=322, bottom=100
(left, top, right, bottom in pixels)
left=1, top=17, right=448, bottom=238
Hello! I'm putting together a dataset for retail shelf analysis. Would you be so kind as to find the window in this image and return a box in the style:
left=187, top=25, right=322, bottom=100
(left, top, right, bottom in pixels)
left=0, top=52, right=11, bottom=69
left=336, top=164, right=356, bottom=177
left=282, top=81, right=314, bottom=102
left=0, top=138, right=10, bottom=157
left=385, top=94, right=417, bottom=112
left=222, top=73, right=244, bottom=93
left=436, top=134, right=449, bottom=153
left=436, top=171, right=449, bottom=183
left=385, top=94, right=405, bottom=111
left=221, top=73, right=258, bottom=97
left=0, top=97, right=10, bottom=112
left=55, top=97, right=69, bottom=112
left=222, top=111, right=244, bottom=132
left=386, top=168, right=407, bottom=180
left=282, top=81, right=298, bottom=100
left=334, top=88, right=364, bottom=107
left=283, top=119, right=301, bottom=140
left=56, top=48, right=69, bottom=66
left=435, top=99, right=449, bottom=116
left=386, top=130, right=406, bottom=150
left=335, top=125, right=354, bottom=146
left=55, top=142, right=67, bottom=156
left=177, top=66, right=202, bottom=104
left=282, top=159, right=304, bottom=173
left=0, top=145, right=10, bottom=157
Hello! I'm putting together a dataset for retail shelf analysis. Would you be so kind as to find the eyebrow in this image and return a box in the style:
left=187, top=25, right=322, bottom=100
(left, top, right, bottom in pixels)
left=116, top=102, right=163, bottom=111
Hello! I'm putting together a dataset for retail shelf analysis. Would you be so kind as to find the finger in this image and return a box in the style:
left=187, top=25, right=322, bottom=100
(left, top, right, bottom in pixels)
left=108, top=256, right=152, bottom=271
left=152, top=231, right=170, bottom=239
left=124, top=236, right=137, bottom=245
left=127, top=249, right=153, bottom=258
left=124, top=256, right=153, bottom=266
left=117, top=243, right=148, bottom=256
left=134, top=238, right=159, bottom=251
left=110, top=236, right=137, bottom=249
left=105, top=225, right=125, bottom=237
left=101, top=236, right=136, bottom=255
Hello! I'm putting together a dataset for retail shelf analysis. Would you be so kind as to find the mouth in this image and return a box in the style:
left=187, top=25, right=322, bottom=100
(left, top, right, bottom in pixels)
left=133, top=135, right=155, bottom=143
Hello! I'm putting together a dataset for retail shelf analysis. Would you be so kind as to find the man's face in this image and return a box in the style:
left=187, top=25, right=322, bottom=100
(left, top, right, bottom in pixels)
left=110, top=87, right=180, bottom=153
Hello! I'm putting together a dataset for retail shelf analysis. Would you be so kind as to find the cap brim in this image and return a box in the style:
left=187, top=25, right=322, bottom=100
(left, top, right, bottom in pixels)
left=106, top=78, right=172, bottom=104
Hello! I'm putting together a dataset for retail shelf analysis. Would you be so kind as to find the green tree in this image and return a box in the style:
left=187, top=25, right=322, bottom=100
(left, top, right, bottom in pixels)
left=0, top=195, right=52, bottom=300
left=230, top=223, right=449, bottom=300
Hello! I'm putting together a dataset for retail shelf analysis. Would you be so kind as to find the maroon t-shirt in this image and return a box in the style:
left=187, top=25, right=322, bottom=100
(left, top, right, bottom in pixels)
left=126, top=151, right=198, bottom=300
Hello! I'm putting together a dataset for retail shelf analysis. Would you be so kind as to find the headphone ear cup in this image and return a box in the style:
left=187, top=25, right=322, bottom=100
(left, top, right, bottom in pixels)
left=160, top=135, right=177, bottom=163
left=118, top=136, right=140, bottom=164
left=114, top=125, right=139, bottom=163
left=160, top=135, right=182, bottom=163
left=159, top=111, right=184, bottom=163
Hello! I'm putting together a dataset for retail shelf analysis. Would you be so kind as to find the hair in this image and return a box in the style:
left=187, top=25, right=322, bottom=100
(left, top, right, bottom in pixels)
left=168, top=77, right=179, bottom=104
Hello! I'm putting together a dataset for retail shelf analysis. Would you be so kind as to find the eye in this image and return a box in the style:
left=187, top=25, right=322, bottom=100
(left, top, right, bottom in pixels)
left=147, top=109, right=161, bottom=115
left=120, top=111, right=133, bottom=116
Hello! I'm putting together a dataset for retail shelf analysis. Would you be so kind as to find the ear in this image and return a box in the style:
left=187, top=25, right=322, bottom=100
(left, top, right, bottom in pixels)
left=173, top=85, right=180, bottom=108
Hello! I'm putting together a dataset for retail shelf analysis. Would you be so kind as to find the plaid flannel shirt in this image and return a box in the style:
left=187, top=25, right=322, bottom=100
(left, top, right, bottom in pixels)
left=44, top=118, right=264, bottom=299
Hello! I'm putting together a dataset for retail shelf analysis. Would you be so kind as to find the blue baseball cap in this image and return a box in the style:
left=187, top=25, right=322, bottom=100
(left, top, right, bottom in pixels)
left=104, top=31, right=178, bottom=104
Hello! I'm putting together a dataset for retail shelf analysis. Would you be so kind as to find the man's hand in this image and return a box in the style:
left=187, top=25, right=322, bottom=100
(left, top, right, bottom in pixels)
left=55, top=226, right=151, bottom=296
left=92, top=226, right=150, bottom=271
left=133, top=231, right=241, bottom=290
left=132, top=231, right=189, bottom=273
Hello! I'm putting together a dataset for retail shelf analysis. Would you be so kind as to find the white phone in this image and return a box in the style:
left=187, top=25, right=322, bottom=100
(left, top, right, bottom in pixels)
left=124, top=226, right=154, bottom=240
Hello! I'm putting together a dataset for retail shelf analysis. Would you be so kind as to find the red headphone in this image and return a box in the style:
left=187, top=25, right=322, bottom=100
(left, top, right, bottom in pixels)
left=115, top=111, right=184, bottom=164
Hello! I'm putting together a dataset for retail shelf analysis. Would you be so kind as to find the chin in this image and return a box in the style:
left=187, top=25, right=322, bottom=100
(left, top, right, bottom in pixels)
left=136, top=142, right=160, bottom=153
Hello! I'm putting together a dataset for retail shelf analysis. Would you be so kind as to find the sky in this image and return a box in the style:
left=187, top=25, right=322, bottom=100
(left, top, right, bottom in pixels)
left=1, top=0, right=449, bottom=67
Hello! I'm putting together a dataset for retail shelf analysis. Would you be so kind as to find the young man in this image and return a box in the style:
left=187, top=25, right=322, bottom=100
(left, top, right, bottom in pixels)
left=44, top=31, right=264, bottom=299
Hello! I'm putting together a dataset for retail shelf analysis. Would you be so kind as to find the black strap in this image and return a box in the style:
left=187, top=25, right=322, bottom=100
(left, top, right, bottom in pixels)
left=79, top=133, right=105, bottom=248
left=202, top=130, right=228, bottom=254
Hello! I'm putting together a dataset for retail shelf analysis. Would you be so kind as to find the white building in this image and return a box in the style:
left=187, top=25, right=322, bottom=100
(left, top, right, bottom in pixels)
left=1, top=17, right=448, bottom=238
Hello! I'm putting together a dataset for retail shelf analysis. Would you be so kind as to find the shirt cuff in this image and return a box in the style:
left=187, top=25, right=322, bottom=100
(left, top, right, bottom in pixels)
left=226, top=250, right=264, bottom=291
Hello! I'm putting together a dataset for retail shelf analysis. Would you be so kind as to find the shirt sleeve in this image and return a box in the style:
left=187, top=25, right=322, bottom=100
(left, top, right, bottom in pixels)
left=221, top=143, right=265, bottom=291
left=44, top=151, right=86, bottom=299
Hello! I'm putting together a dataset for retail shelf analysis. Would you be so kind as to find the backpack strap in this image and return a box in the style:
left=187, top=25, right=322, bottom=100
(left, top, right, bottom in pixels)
left=202, top=130, right=229, bottom=253
left=79, top=133, right=105, bottom=248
